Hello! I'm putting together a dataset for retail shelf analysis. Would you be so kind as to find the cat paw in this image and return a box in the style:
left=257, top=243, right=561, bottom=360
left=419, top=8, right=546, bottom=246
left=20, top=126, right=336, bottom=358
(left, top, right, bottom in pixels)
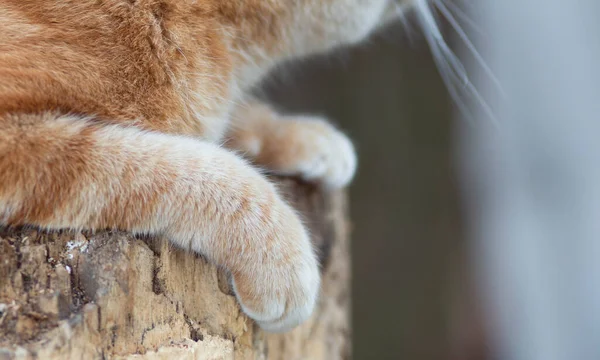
left=262, top=117, right=357, bottom=190
left=229, top=203, right=321, bottom=333
left=228, top=102, right=356, bottom=189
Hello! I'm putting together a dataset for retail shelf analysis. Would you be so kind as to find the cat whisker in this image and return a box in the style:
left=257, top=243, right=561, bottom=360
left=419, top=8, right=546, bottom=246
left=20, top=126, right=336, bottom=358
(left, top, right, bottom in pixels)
left=414, top=0, right=498, bottom=126
left=434, top=0, right=504, bottom=97
left=394, top=3, right=418, bottom=45
left=439, top=0, right=484, bottom=37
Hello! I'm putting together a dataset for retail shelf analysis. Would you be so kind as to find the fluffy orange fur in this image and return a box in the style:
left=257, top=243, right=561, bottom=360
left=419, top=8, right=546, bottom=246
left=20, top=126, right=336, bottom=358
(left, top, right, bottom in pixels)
left=0, top=0, right=401, bottom=332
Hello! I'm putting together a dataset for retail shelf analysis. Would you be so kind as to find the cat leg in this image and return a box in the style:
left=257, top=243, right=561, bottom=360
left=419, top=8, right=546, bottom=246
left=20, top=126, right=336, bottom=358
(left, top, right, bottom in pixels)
left=0, top=112, right=319, bottom=333
left=227, top=99, right=357, bottom=189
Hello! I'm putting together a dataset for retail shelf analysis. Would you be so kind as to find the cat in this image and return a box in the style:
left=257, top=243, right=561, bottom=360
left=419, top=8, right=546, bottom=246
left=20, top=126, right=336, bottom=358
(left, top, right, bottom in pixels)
left=0, top=0, right=412, bottom=333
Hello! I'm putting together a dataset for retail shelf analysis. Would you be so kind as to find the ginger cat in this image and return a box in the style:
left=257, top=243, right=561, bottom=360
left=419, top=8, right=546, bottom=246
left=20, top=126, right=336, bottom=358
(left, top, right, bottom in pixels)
left=0, top=0, right=409, bottom=332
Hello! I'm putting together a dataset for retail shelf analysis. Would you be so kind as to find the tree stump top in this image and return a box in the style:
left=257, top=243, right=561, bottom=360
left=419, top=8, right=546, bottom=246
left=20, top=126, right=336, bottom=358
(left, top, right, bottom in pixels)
left=0, top=179, right=351, bottom=360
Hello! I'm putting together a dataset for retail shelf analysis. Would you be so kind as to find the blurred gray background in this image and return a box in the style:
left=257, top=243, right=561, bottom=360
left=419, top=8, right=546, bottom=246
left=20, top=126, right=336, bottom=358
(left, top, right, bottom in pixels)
left=260, top=19, right=482, bottom=360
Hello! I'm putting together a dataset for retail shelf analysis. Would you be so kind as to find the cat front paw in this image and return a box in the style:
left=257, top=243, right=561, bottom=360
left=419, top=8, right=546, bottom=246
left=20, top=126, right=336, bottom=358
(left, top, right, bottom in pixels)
left=255, top=117, right=357, bottom=190
left=229, top=202, right=321, bottom=333
left=288, top=118, right=357, bottom=189
left=228, top=102, right=357, bottom=189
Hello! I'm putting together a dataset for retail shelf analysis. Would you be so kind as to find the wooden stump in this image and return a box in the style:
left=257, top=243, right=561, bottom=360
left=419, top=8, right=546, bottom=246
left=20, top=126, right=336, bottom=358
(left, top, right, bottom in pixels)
left=0, top=178, right=351, bottom=359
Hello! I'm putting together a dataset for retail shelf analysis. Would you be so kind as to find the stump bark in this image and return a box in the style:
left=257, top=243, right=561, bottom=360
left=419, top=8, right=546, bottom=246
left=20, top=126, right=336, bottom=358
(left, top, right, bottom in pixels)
left=0, top=178, right=350, bottom=360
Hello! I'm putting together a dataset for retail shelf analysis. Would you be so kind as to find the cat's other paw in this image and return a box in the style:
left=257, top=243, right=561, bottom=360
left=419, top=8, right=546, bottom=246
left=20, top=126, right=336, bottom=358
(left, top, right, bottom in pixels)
left=278, top=117, right=357, bottom=190
left=233, top=116, right=357, bottom=190
left=229, top=102, right=357, bottom=189
left=229, top=200, right=321, bottom=333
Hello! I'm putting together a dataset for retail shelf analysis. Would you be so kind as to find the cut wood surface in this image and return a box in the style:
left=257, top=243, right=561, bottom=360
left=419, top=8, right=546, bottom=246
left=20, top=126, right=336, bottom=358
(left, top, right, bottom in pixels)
left=0, top=178, right=351, bottom=360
